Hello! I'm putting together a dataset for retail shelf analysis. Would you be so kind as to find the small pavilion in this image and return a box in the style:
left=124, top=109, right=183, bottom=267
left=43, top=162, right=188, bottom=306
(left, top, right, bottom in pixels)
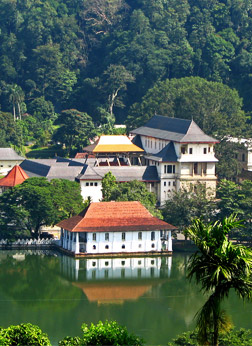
left=81, top=135, right=144, bottom=166
left=0, top=165, right=29, bottom=193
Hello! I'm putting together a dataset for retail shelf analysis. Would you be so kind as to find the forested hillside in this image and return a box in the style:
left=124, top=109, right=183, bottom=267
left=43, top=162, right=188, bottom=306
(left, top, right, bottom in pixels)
left=1, top=0, right=252, bottom=153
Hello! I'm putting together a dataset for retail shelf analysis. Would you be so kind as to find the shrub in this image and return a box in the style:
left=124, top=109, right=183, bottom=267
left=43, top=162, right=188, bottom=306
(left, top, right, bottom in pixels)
left=59, top=320, right=144, bottom=346
left=0, top=323, right=51, bottom=346
left=167, top=328, right=252, bottom=346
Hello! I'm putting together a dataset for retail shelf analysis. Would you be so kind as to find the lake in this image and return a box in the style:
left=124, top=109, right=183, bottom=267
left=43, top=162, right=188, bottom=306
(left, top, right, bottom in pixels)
left=0, top=250, right=251, bottom=345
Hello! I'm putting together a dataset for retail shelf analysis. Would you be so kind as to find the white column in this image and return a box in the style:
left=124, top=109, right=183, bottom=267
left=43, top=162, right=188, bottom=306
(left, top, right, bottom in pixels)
left=75, top=233, right=80, bottom=254
left=63, top=230, right=66, bottom=249
left=168, top=230, right=172, bottom=252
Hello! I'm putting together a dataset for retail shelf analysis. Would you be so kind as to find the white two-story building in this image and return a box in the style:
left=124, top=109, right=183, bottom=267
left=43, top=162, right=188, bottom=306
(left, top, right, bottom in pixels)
left=131, top=115, right=219, bottom=204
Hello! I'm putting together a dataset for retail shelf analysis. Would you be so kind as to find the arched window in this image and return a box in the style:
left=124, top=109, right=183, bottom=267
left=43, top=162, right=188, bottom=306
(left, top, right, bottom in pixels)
left=93, top=245, right=96, bottom=250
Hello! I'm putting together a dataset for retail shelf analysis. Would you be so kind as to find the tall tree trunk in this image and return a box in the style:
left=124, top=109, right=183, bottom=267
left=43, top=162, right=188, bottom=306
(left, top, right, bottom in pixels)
left=13, top=103, right=16, bottom=121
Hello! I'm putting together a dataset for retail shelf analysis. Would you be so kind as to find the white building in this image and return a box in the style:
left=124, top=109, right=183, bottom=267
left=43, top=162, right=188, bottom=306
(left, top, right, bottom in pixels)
left=131, top=115, right=219, bottom=204
left=57, top=201, right=175, bottom=256
left=0, top=148, right=24, bottom=176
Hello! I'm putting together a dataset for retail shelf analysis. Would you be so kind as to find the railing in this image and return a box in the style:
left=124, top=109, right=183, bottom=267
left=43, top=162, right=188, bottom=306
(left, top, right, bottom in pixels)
left=0, top=238, right=60, bottom=248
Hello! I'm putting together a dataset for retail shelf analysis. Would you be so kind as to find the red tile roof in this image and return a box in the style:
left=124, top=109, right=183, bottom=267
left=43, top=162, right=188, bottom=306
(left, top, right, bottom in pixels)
left=0, top=165, right=29, bottom=187
left=57, top=201, right=176, bottom=232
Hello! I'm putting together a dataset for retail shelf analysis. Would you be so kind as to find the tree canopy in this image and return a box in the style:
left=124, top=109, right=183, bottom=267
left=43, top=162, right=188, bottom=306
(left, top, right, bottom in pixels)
left=0, top=177, right=84, bottom=239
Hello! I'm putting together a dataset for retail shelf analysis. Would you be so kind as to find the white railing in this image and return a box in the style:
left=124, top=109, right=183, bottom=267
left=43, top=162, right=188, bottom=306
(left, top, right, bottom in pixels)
left=0, top=238, right=60, bottom=247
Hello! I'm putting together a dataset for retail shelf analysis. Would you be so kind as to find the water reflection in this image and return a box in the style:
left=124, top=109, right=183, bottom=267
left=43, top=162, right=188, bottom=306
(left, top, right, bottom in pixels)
left=60, top=256, right=172, bottom=304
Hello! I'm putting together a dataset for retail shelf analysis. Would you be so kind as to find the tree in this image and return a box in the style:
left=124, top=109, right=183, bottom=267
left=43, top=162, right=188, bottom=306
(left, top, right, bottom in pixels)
left=101, top=64, right=135, bottom=118
left=0, top=177, right=84, bottom=239
left=215, top=139, right=243, bottom=180
left=8, top=84, right=25, bottom=121
left=167, top=328, right=252, bottom=346
left=163, top=185, right=216, bottom=233
left=101, top=171, right=117, bottom=201
left=102, top=173, right=162, bottom=218
left=0, top=323, right=51, bottom=346
left=53, top=109, right=96, bottom=155
left=126, top=77, right=248, bottom=139
left=187, top=215, right=252, bottom=346
left=59, top=320, right=144, bottom=346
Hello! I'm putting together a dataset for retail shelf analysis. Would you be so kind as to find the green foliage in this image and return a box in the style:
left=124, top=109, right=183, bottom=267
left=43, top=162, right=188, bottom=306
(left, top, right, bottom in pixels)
left=163, top=184, right=215, bottom=233
left=127, top=77, right=248, bottom=138
left=168, top=328, right=252, bottom=346
left=0, top=177, right=84, bottom=238
left=102, top=171, right=117, bottom=201
left=101, top=172, right=162, bottom=218
left=0, top=323, right=51, bottom=346
left=53, top=109, right=96, bottom=155
left=59, top=320, right=144, bottom=346
left=215, top=139, right=243, bottom=180
left=217, top=179, right=252, bottom=239
left=187, top=215, right=252, bottom=345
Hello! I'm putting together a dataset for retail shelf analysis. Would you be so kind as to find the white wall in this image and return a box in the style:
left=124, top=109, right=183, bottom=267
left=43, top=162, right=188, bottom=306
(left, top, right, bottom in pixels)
left=80, top=180, right=102, bottom=202
left=84, top=230, right=162, bottom=254
left=0, top=160, right=23, bottom=175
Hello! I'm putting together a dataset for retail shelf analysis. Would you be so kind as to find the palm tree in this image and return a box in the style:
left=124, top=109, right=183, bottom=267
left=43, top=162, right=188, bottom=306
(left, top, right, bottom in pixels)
left=187, top=215, right=252, bottom=346
left=9, top=84, right=25, bottom=121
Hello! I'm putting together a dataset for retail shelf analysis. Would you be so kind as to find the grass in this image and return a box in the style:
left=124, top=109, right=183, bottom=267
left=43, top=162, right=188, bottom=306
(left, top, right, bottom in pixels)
left=25, top=145, right=66, bottom=159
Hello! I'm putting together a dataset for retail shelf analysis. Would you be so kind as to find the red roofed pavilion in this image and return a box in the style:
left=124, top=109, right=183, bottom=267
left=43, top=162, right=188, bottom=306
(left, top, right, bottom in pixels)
left=0, top=165, right=29, bottom=193
left=58, top=201, right=176, bottom=256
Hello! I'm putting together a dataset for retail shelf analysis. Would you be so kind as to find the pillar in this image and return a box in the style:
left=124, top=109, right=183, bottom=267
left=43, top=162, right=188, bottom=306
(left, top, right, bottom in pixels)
left=168, top=230, right=172, bottom=252
left=75, top=232, right=80, bottom=254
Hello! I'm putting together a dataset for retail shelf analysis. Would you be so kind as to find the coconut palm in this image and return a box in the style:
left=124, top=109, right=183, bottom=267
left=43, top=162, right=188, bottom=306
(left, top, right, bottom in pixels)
left=187, top=215, right=252, bottom=346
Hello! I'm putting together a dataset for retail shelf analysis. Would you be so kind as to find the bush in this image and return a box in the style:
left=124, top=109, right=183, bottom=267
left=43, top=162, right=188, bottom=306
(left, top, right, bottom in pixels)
left=59, top=320, right=145, bottom=346
left=167, top=328, right=252, bottom=346
left=0, top=323, right=51, bottom=346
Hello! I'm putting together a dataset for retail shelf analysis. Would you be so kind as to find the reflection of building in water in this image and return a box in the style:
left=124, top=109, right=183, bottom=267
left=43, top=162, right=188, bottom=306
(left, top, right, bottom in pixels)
left=60, top=256, right=172, bottom=282
left=60, top=256, right=172, bottom=304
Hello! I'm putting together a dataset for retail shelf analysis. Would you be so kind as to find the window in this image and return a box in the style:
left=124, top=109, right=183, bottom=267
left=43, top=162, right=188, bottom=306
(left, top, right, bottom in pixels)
left=92, top=262, right=96, bottom=267
left=122, top=244, right=125, bottom=249
left=189, top=148, right=193, bottom=154
left=138, top=232, right=142, bottom=240
left=151, top=231, right=155, bottom=241
left=168, top=181, right=171, bottom=186
left=181, top=145, right=187, bottom=154
left=242, top=153, right=246, bottom=162
left=105, top=245, right=109, bottom=249
left=203, top=148, right=207, bottom=154
left=164, top=181, right=166, bottom=186
left=138, top=260, right=142, bottom=265
left=105, top=261, right=109, bottom=266
left=173, top=181, right=176, bottom=186
left=93, top=245, right=96, bottom=250
left=121, top=261, right=125, bottom=266
left=139, top=244, right=142, bottom=248
left=151, top=260, right=155, bottom=265
left=122, top=232, right=126, bottom=241
left=93, top=233, right=96, bottom=241
left=90, top=182, right=93, bottom=186
left=167, top=165, right=172, bottom=173
left=105, top=233, right=109, bottom=241
left=94, top=182, right=98, bottom=186
left=86, top=182, right=89, bottom=186
left=151, top=243, right=155, bottom=248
